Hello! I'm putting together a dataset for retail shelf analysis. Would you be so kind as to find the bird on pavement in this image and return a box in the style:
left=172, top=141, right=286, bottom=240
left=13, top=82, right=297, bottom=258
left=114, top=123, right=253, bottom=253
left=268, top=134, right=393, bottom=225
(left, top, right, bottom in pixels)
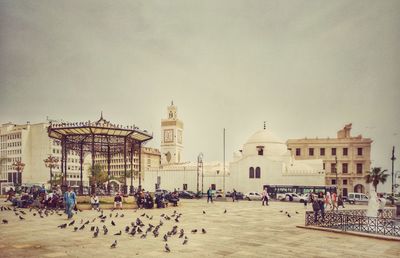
left=183, top=237, right=188, bottom=245
left=114, top=231, right=122, bottom=236
left=202, top=228, right=207, bottom=234
left=90, top=226, right=95, bottom=231
left=125, top=226, right=130, bottom=233
left=110, top=240, right=117, bottom=248
left=73, top=227, right=78, bottom=232
left=93, top=230, right=99, bottom=238
left=179, top=229, right=184, bottom=238
left=19, top=216, right=25, bottom=220
left=224, top=209, right=227, bottom=214
left=79, top=225, right=85, bottom=230
left=203, top=210, right=206, bottom=214
left=287, top=214, right=291, bottom=218
left=68, top=220, right=75, bottom=226
left=191, top=229, right=197, bottom=234
left=163, top=234, right=168, bottom=242
left=140, top=233, right=147, bottom=239
left=2, top=219, right=8, bottom=224
left=111, top=220, right=116, bottom=226
left=296, top=211, right=299, bottom=214
left=165, top=243, right=170, bottom=252
left=58, top=223, right=67, bottom=229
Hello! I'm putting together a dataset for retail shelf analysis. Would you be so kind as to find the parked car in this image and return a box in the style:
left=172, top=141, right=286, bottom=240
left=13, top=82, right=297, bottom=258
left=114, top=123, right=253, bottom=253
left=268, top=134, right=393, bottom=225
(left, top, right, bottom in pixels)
left=277, top=193, right=307, bottom=202
left=155, top=189, right=170, bottom=196
left=178, top=190, right=195, bottom=199
left=347, top=192, right=369, bottom=204
left=244, top=192, right=262, bottom=201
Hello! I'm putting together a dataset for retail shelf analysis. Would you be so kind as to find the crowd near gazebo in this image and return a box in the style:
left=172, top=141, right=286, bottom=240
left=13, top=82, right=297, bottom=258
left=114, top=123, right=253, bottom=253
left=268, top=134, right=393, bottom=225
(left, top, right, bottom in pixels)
left=47, top=114, right=153, bottom=195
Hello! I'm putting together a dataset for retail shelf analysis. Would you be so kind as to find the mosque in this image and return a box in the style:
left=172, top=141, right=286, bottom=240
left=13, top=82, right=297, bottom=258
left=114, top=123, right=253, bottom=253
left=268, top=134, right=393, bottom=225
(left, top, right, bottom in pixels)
left=142, top=103, right=325, bottom=195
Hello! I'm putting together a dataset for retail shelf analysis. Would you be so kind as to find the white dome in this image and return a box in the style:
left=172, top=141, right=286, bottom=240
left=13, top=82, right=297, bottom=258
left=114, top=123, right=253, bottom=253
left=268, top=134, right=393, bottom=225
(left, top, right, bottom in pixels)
left=242, top=129, right=289, bottom=157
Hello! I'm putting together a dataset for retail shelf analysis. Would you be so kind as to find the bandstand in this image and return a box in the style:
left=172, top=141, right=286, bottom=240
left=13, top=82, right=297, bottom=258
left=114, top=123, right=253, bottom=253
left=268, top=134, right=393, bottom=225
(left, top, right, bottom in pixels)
left=47, top=114, right=153, bottom=195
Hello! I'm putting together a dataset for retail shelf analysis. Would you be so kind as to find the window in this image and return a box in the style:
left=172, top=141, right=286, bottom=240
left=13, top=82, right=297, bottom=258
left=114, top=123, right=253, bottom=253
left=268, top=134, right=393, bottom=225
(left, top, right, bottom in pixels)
left=356, top=163, right=363, bottom=174
left=343, top=148, right=348, bottom=156
left=323, top=163, right=325, bottom=170
left=211, top=184, right=216, bottom=190
left=331, top=148, right=336, bottom=156
left=357, top=148, right=363, bottom=156
left=331, top=179, right=336, bottom=185
left=249, top=167, right=254, bottom=178
left=255, top=167, right=261, bottom=178
left=343, top=179, right=348, bottom=185
left=320, top=148, right=325, bottom=156
left=309, top=148, right=314, bottom=156
left=331, top=163, right=336, bottom=173
left=295, top=148, right=301, bottom=156
left=342, top=163, right=348, bottom=173
left=183, top=184, right=188, bottom=190
left=257, top=146, right=264, bottom=156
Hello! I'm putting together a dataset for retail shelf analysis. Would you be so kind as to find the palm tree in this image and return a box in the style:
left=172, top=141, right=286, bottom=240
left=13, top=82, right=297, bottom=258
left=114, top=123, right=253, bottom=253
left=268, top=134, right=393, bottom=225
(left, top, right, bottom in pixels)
left=365, top=167, right=389, bottom=192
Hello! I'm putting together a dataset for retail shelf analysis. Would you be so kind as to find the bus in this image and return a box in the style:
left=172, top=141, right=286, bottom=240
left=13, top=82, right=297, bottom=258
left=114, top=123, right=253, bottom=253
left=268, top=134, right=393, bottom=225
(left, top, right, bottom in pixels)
left=263, top=184, right=336, bottom=199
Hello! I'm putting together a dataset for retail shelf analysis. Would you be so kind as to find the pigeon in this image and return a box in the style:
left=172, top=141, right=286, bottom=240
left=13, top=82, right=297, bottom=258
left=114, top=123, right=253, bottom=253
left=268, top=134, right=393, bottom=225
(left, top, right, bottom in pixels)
left=165, top=243, right=170, bottom=252
left=73, top=227, right=78, bottom=232
left=130, top=228, right=136, bottom=236
left=92, top=218, right=96, bottom=223
left=90, top=226, right=95, bottom=231
left=114, top=231, right=122, bottom=236
left=183, top=238, right=188, bottom=245
left=68, top=220, right=75, bottom=226
left=141, top=213, right=145, bottom=217
left=115, top=213, right=118, bottom=218
left=296, top=211, right=299, bottom=214
left=109, top=213, right=112, bottom=218
left=179, top=229, right=184, bottom=238
left=203, top=210, right=206, bottom=214
left=120, top=214, right=124, bottom=218
left=163, top=234, right=168, bottom=242
left=224, top=209, right=227, bottom=214
left=140, top=233, right=147, bottom=239
left=287, top=214, right=291, bottom=218
left=58, top=223, right=67, bottom=229
left=125, top=226, right=130, bottom=233
left=191, top=229, right=197, bottom=234
left=111, top=220, right=116, bottom=226
left=19, top=216, right=25, bottom=220
left=79, top=225, right=85, bottom=230
left=137, top=227, right=143, bottom=233
left=202, top=228, right=207, bottom=234
left=33, top=213, right=36, bottom=216
left=2, top=219, right=8, bottom=224
left=110, top=240, right=117, bottom=248
left=279, top=210, right=283, bottom=213
left=93, top=230, right=99, bottom=238
left=104, top=228, right=109, bottom=235
left=160, top=213, right=165, bottom=217
left=175, top=218, right=179, bottom=223
left=20, top=210, right=26, bottom=215
left=149, top=215, right=153, bottom=220
left=84, top=220, right=90, bottom=225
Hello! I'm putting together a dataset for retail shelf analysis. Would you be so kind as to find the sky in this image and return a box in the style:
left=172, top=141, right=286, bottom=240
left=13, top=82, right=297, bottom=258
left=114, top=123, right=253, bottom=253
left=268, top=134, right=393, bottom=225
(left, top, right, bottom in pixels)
left=0, top=1, right=399, bottom=190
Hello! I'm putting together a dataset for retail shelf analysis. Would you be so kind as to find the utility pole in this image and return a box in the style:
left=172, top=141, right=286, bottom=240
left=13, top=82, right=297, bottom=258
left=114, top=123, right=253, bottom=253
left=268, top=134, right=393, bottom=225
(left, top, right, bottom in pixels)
left=223, top=128, right=226, bottom=197
left=335, top=156, right=338, bottom=194
left=391, top=146, right=396, bottom=205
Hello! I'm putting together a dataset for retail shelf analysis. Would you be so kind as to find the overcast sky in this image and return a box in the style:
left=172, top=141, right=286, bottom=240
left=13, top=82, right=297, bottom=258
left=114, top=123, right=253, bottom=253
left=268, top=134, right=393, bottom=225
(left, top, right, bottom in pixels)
left=1, top=1, right=399, bottom=186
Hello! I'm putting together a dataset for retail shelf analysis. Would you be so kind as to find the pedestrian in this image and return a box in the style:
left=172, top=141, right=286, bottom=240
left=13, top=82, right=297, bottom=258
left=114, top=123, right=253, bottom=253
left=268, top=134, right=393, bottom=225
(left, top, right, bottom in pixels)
left=325, top=191, right=331, bottom=210
left=63, top=186, right=76, bottom=219
left=338, top=194, right=345, bottom=209
left=207, top=187, right=213, bottom=203
left=331, top=191, right=337, bottom=211
left=377, top=194, right=387, bottom=218
left=262, top=187, right=269, bottom=206
left=317, top=192, right=325, bottom=222
left=114, top=192, right=123, bottom=210
left=312, top=198, right=320, bottom=223
left=90, top=194, right=100, bottom=210
left=232, top=189, right=237, bottom=202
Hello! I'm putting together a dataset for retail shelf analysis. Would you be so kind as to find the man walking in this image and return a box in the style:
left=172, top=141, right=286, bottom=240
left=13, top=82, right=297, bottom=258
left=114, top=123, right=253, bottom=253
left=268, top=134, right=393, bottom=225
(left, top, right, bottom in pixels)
left=232, top=189, right=237, bottom=202
left=207, top=187, right=213, bottom=203
left=262, top=187, right=269, bottom=206
left=63, top=186, right=76, bottom=219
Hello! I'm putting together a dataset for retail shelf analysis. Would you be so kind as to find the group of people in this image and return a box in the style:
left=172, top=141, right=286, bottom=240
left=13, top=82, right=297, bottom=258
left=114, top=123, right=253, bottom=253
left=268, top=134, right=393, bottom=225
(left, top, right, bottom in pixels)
left=6, top=185, right=65, bottom=209
left=310, top=191, right=346, bottom=223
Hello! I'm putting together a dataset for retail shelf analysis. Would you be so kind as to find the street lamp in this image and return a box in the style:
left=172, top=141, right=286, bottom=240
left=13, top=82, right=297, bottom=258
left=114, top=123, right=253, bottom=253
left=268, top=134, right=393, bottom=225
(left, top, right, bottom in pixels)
left=197, top=153, right=203, bottom=195
left=391, top=146, right=396, bottom=205
left=44, top=155, right=59, bottom=189
left=12, top=160, right=25, bottom=189
left=335, top=156, right=338, bottom=194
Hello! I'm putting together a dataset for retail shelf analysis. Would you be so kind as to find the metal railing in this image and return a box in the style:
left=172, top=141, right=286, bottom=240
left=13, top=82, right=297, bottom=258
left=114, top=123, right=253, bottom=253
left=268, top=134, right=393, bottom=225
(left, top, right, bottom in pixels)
left=305, top=209, right=400, bottom=237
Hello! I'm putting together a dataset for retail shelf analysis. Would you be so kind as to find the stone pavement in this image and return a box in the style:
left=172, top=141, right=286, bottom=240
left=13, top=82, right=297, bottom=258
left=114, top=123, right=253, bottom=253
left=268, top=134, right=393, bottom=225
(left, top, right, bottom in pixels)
left=0, top=199, right=399, bottom=258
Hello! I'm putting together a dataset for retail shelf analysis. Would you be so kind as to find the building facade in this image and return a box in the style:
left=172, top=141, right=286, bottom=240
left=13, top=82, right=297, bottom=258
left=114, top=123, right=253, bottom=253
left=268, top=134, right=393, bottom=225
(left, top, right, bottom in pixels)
left=287, top=123, right=372, bottom=196
left=0, top=122, right=89, bottom=190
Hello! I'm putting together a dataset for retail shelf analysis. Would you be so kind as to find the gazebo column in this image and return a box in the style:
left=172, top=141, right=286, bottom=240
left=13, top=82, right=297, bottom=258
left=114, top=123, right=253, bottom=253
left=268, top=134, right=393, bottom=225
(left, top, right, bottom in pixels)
left=130, top=143, right=134, bottom=195
left=91, top=134, right=95, bottom=195
left=123, top=137, right=127, bottom=195
left=60, top=137, right=64, bottom=192
left=64, top=142, right=68, bottom=188
left=79, top=142, right=83, bottom=195
left=107, top=144, right=111, bottom=195
left=138, top=142, right=142, bottom=191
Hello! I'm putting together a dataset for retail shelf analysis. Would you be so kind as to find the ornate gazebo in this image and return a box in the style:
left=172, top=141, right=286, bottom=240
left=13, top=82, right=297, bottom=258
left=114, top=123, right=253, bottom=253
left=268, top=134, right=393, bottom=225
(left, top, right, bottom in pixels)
left=47, top=114, right=153, bottom=195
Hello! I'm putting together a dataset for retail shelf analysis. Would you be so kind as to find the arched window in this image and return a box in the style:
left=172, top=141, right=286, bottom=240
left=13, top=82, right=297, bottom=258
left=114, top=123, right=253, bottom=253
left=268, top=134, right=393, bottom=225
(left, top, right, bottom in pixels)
left=255, top=167, right=261, bottom=178
left=249, top=167, right=254, bottom=178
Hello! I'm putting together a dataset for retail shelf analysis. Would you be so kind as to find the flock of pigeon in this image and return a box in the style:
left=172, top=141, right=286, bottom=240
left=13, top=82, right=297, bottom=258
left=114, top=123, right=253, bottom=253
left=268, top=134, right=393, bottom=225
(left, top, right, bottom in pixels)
left=0, top=205, right=216, bottom=253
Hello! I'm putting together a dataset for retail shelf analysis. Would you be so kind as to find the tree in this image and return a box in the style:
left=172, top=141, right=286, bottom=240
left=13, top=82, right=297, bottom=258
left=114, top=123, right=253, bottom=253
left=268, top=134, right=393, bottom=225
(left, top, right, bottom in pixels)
left=89, top=164, right=108, bottom=186
left=48, top=173, right=62, bottom=186
left=365, top=167, right=389, bottom=192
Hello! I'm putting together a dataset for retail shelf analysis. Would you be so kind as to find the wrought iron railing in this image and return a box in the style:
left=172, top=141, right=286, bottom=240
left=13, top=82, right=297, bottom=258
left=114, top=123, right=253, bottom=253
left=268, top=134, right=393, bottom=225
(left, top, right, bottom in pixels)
left=305, top=209, right=400, bottom=237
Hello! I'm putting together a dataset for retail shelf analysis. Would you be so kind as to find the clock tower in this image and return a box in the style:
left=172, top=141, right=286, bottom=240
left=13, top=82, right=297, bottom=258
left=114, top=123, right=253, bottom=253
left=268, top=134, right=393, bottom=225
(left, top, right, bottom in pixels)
left=161, top=101, right=184, bottom=164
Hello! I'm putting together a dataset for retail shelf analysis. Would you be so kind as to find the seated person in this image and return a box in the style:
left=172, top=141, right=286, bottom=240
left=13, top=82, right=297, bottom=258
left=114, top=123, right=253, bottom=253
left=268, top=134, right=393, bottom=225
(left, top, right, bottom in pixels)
left=155, top=194, right=165, bottom=208
left=144, top=192, right=154, bottom=209
left=114, top=192, right=123, bottom=210
left=90, top=194, right=100, bottom=210
left=169, top=191, right=179, bottom=207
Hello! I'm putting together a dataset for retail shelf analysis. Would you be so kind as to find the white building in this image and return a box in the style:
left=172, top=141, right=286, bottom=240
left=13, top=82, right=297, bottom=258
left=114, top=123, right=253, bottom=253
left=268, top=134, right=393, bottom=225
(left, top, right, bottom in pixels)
left=230, top=127, right=325, bottom=194
left=0, top=121, right=90, bottom=191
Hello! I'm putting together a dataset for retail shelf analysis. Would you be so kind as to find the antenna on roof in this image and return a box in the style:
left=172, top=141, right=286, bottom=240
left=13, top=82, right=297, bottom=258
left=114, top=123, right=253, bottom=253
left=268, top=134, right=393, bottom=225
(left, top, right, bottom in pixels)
left=263, top=121, right=266, bottom=130
left=100, top=111, right=103, bottom=119
left=171, top=100, right=174, bottom=106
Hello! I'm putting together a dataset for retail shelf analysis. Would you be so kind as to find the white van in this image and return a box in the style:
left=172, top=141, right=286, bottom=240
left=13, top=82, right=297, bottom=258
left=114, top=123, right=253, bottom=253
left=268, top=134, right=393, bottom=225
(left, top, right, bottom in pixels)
left=347, top=192, right=369, bottom=204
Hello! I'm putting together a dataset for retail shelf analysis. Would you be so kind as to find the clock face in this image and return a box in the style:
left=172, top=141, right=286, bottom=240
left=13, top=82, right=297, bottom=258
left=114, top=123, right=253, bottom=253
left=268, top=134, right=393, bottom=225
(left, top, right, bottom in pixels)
left=164, top=129, right=173, bottom=143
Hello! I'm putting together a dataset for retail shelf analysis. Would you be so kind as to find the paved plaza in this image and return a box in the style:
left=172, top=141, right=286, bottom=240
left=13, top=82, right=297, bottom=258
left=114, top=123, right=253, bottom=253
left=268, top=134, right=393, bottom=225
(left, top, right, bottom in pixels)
left=0, top=199, right=399, bottom=258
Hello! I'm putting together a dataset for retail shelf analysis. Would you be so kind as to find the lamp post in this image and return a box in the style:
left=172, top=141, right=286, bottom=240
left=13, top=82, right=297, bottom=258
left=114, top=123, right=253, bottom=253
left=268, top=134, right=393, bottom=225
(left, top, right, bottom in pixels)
left=197, top=153, right=203, bottom=195
left=391, top=146, right=396, bottom=205
left=44, top=155, right=59, bottom=189
left=335, top=156, right=338, bottom=194
left=12, top=160, right=25, bottom=190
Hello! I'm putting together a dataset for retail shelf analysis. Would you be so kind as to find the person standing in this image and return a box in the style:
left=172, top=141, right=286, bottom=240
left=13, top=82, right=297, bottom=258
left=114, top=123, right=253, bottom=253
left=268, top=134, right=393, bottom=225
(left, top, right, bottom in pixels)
left=337, top=194, right=345, bottom=209
left=317, top=192, right=325, bottom=222
left=232, top=189, right=237, bottom=202
left=377, top=194, right=387, bottom=218
left=262, top=187, right=269, bottom=206
left=63, top=186, right=76, bottom=219
left=331, top=191, right=337, bottom=211
left=207, top=187, right=213, bottom=203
